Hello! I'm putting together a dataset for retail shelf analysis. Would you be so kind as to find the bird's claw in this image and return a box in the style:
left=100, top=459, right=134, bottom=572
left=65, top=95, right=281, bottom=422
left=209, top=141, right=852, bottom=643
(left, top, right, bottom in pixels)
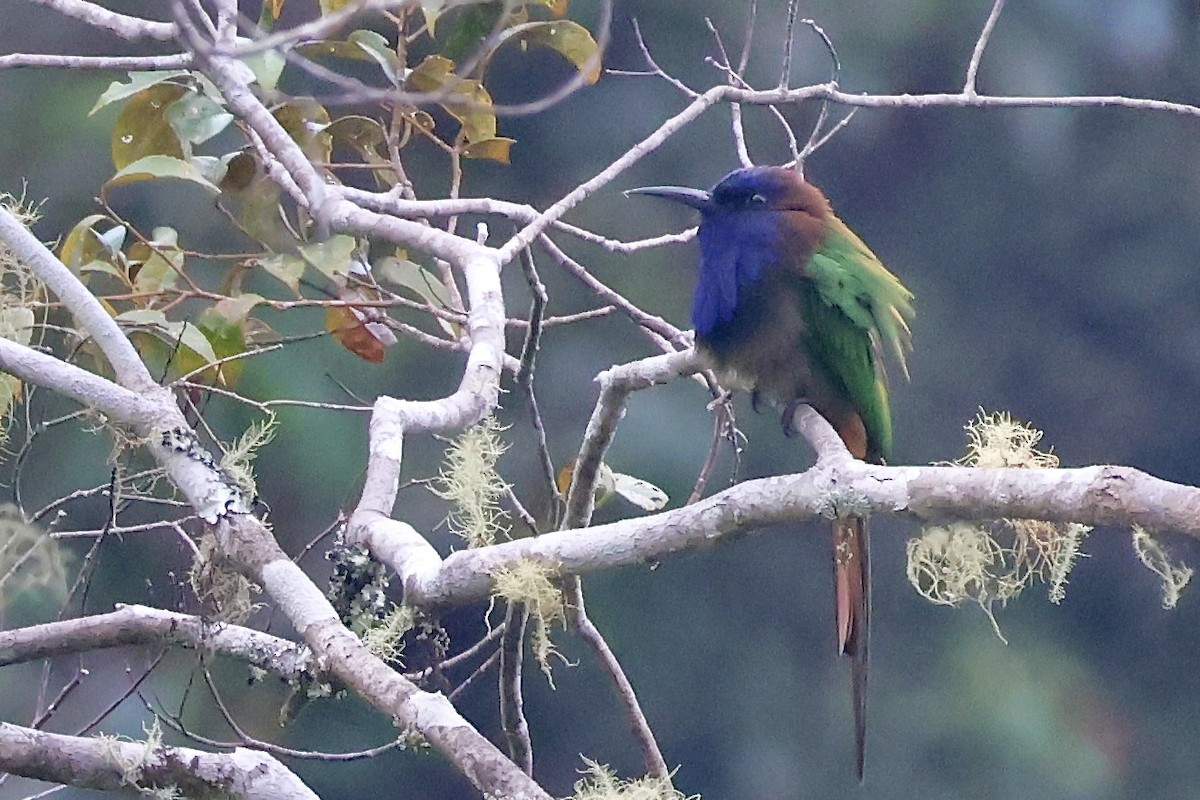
left=780, top=398, right=809, bottom=437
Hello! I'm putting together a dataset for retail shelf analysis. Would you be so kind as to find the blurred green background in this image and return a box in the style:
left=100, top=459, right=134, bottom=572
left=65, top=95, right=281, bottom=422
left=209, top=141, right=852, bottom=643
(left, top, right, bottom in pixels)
left=2, top=0, right=1200, bottom=798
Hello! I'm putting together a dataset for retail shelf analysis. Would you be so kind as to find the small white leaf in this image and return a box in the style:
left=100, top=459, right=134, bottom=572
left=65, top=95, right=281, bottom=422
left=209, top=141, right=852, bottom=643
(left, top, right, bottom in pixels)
left=611, top=471, right=668, bottom=511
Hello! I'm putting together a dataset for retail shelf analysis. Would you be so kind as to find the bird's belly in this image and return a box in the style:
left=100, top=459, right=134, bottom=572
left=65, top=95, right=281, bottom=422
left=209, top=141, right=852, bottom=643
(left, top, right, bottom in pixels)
left=697, top=299, right=819, bottom=405
left=699, top=337, right=815, bottom=402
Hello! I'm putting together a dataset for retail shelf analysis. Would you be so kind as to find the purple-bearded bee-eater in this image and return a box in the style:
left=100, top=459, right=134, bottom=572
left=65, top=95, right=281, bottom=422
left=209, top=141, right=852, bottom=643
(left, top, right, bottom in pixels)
left=629, top=165, right=914, bottom=781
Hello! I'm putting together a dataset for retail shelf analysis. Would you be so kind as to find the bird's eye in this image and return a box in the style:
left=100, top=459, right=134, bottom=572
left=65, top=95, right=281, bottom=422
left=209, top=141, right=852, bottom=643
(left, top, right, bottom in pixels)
left=749, top=193, right=768, bottom=206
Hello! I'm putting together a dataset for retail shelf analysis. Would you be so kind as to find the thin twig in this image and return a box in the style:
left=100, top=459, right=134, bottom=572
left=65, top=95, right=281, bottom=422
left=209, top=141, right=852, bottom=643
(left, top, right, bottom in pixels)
left=565, top=579, right=670, bottom=782
left=516, top=245, right=562, bottom=528
left=448, top=648, right=502, bottom=702
left=77, top=651, right=167, bottom=735
left=705, top=17, right=753, bottom=168
left=779, top=0, right=800, bottom=85
left=499, top=603, right=533, bottom=775
left=964, top=0, right=1007, bottom=96
left=536, top=235, right=686, bottom=352
left=407, top=622, right=506, bottom=681
left=624, top=18, right=699, bottom=98
left=795, top=19, right=842, bottom=172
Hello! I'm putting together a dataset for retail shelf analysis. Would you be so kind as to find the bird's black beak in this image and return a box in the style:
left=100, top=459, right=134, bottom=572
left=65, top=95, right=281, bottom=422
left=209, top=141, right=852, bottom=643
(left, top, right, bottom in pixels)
left=624, top=185, right=711, bottom=211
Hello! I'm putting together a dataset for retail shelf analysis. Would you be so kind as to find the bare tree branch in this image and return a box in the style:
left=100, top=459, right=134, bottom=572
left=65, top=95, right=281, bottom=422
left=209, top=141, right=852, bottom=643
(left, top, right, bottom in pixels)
left=28, top=0, right=175, bottom=41
left=0, top=721, right=317, bottom=799
left=0, top=605, right=312, bottom=679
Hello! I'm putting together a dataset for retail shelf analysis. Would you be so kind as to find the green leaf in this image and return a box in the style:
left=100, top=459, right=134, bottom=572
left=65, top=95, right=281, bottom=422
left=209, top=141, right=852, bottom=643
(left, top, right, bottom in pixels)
left=319, top=0, right=356, bottom=12
left=506, top=20, right=600, bottom=83
left=106, top=155, right=221, bottom=193
left=219, top=151, right=258, bottom=191
left=349, top=30, right=401, bottom=85
left=190, top=155, right=229, bottom=186
left=195, top=304, right=250, bottom=386
left=421, top=0, right=447, bottom=33
left=90, top=70, right=191, bottom=115
left=326, top=115, right=395, bottom=187
left=273, top=100, right=333, bottom=163
left=96, top=226, right=127, bottom=257
left=166, top=90, right=234, bottom=144
left=117, top=308, right=218, bottom=366
left=375, top=255, right=457, bottom=335
left=242, top=46, right=286, bottom=90
left=258, top=253, right=307, bottom=291
left=111, top=83, right=188, bottom=170
left=436, top=2, right=507, bottom=62
left=228, top=176, right=303, bottom=253
left=59, top=215, right=124, bottom=277
left=299, top=235, right=356, bottom=280
left=296, top=31, right=401, bottom=85
left=128, top=227, right=183, bottom=294
left=0, top=306, right=36, bottom=347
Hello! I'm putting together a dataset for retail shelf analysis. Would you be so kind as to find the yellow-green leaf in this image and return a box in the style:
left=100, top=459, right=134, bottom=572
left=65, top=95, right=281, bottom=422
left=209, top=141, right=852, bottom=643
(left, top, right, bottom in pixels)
left=299, top=235, right=356, bottom=280
left=116, top=308, right=219, bottom=367
left=326, top=115, right=396, bottom=187
left=462, top=136, right=514, bottom=163
left=242, top=47, right=286, bottom=91
left=196, top=305, right=250, bottom=386
left=296, top=31, right=400, bottom=85
left=106, top=155, right=221, bottom=193
left=128, top=227, right=183, bottom=295
left=60, top=215, right=118, bottom=273
left=273, top=100, right=333, bottom=163
left=374, top=255, right=458, bottom=335
left=507, top=20, right=599, bottom=83
left=408, top=55, right=498, bottom=144
left=258, top=253, right=307, bottom=291
left=111, top=83, right=188, bottom=170
left=212, top=293, right=265, bottom=323
left=318, top=0, right=356, bottom=13
left=90, top=70, right=191, bottom=115
left=227, top=176, right=303, bottom=253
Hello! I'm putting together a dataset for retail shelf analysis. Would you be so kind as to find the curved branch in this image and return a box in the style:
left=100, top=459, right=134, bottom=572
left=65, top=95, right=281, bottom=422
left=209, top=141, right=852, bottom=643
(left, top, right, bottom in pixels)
left=0, top=605, right=311, bottom=679
left=30, top=0, right=175, bottom=41
left=0, top=207, right=159, bottom=393
left=0, top=721, right=317, bottom=799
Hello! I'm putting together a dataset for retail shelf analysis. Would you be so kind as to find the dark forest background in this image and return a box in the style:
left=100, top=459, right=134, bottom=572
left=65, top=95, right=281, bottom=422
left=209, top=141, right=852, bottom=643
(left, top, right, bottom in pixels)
left=2, top=1, right=1200, bottom=798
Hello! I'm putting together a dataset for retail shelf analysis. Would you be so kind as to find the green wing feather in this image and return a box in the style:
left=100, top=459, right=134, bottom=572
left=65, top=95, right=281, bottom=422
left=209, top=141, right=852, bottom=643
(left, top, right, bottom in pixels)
left=800, top=216, right=914, bottom=462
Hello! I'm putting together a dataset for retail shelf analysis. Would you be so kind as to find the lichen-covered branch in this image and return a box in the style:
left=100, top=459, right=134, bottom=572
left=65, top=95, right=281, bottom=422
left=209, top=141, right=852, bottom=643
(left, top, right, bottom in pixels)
left=0, top=721, right=317, bottom=799
left=404, top=405, right=1200, bottom=609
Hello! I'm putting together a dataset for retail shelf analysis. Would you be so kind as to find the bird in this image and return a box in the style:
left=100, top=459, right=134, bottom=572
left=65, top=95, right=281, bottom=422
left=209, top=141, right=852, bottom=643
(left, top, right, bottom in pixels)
left=628, top=165, right=914, bottom=781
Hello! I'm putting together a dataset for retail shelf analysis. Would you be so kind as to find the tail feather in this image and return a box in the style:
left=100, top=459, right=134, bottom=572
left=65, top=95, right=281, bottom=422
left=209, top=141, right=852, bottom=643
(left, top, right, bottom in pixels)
left=834, top=516, right=870, bottom=782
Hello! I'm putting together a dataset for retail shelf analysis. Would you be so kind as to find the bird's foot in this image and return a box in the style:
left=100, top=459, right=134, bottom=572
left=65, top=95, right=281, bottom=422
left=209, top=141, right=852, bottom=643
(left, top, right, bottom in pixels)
left=780, top=398, right=810, bottom=437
